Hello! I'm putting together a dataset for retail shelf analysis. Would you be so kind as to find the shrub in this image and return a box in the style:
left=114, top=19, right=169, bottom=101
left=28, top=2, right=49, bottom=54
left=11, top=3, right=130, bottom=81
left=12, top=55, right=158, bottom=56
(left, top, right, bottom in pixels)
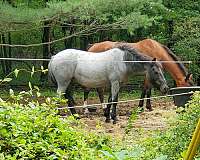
left=0, top=92, right=111, bottom=159
left=137, top=91, right=200, bottom=159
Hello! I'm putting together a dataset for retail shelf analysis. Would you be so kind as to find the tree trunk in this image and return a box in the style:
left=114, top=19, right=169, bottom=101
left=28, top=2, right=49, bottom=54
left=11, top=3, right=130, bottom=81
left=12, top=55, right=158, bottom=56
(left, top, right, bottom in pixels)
left=0, top=35, right=6, bottom=76
left=80, top=36, right=88, bottom=50
left=40, top=21, right=51, bottom=84
left=1, top=34, right=10, bottom=75
left=79, top=20, right=89, bottom=50
left=7, top=32, right=12, bottom=73
left=197, top=76, right=200, bottom=86
left=61, top=19, right=75, bottom=49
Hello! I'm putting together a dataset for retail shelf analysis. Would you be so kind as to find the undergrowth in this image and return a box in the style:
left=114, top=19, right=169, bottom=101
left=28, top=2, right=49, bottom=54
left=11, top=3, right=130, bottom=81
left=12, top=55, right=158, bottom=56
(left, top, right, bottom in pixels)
left=124, top=91, right=200, bottom=160
left=0, top=89, right=115, bottom=160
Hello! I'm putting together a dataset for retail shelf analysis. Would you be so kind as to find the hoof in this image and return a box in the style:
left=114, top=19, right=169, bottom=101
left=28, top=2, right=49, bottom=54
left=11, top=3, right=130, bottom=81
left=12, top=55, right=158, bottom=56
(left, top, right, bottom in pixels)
left=138, top=107, right=144, bottom=113
left=84, top=108, right=89, bottom=114
left=148, top=108, right=153, bottom=112
left=105, top=118, right=111, bottom=123
left=88, top=107, right=97, bottom=112
left=113, top=120, right=117, bottom=124
left=73, top=114, right=81, bottom=120
left=111, top=116, right=118, bottom=124
left=75, top=116, right=81, bottom=120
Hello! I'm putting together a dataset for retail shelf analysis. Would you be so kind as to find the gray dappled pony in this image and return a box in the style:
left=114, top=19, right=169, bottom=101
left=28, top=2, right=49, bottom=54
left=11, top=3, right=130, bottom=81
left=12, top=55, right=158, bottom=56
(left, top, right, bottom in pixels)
left=48, top=45, right=169, bottom=124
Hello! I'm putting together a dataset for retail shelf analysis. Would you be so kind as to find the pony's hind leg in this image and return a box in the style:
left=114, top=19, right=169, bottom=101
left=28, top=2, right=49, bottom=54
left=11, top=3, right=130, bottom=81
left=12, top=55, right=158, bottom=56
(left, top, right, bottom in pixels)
left=64, top=84, right=78, bottom=117
left=57, top=80, right=78, bottom=118
left=83, top=88, right=90, bottom=114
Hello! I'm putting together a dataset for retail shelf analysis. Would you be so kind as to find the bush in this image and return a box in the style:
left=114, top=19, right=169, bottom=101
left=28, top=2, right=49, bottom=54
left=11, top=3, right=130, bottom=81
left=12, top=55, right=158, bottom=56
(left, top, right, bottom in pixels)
left=136, top=91, right=200, bottom=159
left=0, top=91, right=112, bottom=159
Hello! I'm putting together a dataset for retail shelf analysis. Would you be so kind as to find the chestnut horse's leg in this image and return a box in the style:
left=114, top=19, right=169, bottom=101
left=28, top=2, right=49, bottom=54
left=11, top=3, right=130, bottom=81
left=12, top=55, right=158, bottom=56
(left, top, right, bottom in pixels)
left=138, top=88, right=146, bottom=111
left=83, top=88, right=90, bottom=106
left=146, top=88, right=153, bottom=111
left=97, top=88, right=105, bottom=109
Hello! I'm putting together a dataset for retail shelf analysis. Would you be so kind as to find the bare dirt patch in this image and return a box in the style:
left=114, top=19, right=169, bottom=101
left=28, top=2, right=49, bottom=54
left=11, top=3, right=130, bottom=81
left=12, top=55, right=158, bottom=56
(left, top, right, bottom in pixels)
left=75, top=98, right=177, bottom=139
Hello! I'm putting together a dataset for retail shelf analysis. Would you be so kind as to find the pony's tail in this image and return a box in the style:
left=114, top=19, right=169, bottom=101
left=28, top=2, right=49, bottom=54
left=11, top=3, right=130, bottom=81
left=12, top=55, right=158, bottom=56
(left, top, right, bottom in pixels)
left=48, top=57, right=57, bottom=85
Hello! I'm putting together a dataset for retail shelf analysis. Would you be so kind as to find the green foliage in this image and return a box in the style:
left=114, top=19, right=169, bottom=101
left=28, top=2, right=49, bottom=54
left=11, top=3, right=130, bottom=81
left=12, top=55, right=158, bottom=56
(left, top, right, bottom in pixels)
left=0, top=0, right=167, bottom=34
left=0, top=90, right=112, bottom=159
left=0, top=0, right=199, bottom=86
left=135, top=92, right=200, bottom=159
left=100, top=147, right=143, bottom=160
left=125, top=108, right=140, bottom=134
left=173, top=17, right=200, bottom=80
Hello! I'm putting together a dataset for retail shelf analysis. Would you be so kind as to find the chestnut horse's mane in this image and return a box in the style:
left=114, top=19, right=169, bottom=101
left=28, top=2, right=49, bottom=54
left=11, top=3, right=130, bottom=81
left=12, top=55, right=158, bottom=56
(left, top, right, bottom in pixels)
left=87, top=41, right=188, bottom=77
left=161, top=45, right=188, bottom=76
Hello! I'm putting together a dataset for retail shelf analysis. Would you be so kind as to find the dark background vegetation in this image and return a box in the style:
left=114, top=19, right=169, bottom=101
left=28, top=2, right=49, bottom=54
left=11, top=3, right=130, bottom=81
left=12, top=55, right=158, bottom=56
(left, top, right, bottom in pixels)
left=0, top=0, right=200, bottom=88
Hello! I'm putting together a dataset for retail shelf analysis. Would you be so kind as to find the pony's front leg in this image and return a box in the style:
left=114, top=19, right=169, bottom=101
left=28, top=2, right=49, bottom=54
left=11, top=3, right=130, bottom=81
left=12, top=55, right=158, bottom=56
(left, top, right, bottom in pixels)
left=104, top=95, right=112, bottom=123
left=111, top=94, right=118, bottom=124
left=146, top=88, right=153, bottom=111
left=110, top=81, right=120, bottom=124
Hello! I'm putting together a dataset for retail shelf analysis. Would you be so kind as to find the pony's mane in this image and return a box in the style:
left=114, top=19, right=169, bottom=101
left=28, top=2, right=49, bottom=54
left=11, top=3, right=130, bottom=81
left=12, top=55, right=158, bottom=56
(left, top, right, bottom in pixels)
left=87, top=43, right=94, bottom=50
left=116, top=44, right=152, bottom=60
left=161, top=45, right=188, bottom=76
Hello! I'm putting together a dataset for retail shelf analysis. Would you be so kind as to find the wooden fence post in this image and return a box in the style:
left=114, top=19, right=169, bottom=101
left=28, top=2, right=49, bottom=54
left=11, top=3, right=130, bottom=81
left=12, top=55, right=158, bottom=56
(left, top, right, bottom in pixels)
left=184, top=118, right=200, bottom=160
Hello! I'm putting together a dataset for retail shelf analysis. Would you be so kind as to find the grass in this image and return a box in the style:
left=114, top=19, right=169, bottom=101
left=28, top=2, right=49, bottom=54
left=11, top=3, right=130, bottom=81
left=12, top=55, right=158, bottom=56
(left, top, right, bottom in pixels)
left=0, top=85, right=172, bottom=104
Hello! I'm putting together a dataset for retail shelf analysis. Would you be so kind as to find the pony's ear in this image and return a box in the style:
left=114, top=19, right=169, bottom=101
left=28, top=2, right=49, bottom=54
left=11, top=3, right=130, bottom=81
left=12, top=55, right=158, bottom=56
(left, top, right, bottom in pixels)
left=185, top=73, right=193, bottom=82
left=151, top=58, right=157, bottom=66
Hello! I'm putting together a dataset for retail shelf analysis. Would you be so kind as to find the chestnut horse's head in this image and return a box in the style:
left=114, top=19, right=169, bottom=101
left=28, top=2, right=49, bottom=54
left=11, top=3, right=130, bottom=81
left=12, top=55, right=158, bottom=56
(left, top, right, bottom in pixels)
left=177, top=73, right=194, bottom=87
left=160, top=45, right=194, bottom=87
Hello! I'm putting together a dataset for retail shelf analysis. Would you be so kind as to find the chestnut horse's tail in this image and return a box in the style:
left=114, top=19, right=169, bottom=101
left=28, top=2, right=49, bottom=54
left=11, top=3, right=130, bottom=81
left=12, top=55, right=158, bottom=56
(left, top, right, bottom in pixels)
left=161, top=44, right=188, bottom=75
left=48, top=57, right=57, bottom=85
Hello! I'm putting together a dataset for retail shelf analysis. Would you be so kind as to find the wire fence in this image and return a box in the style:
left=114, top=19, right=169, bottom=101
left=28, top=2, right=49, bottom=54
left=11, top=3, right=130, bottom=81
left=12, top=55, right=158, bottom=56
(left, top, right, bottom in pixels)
left=0, top=57, right=194, bottom=64
left=0, top=57, right=199, bottom=111
left=57, top=91, right=196, bottom=109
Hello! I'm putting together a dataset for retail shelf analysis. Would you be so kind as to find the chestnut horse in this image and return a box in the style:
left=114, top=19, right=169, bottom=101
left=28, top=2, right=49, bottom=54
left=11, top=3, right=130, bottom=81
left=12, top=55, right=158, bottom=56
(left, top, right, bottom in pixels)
left=84, top=39, right=193, bottom=111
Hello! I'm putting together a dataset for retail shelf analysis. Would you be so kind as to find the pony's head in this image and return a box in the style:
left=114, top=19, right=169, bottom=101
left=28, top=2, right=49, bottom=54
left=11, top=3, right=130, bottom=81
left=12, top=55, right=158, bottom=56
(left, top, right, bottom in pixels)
left=147, top=58, right=169, bottom=94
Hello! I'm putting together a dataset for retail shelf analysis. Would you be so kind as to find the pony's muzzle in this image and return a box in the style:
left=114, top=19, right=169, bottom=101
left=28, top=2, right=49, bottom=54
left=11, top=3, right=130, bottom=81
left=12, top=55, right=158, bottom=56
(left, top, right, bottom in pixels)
left=160, top=84, right=169, bottom=95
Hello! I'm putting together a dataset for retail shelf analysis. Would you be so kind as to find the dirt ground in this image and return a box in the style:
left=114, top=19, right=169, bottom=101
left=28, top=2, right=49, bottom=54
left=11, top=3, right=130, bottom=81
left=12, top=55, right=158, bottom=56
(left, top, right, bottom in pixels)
left=72, top=98, right=178, bottom=140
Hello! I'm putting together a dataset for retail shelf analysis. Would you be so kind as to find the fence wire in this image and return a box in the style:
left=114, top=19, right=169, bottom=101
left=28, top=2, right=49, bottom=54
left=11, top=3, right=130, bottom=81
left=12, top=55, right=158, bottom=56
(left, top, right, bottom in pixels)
left=0, top=57, right=193, bottom=64
left=0, top=57, right=198, bottom=111
left=57, top=91, right=198, bottom=109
